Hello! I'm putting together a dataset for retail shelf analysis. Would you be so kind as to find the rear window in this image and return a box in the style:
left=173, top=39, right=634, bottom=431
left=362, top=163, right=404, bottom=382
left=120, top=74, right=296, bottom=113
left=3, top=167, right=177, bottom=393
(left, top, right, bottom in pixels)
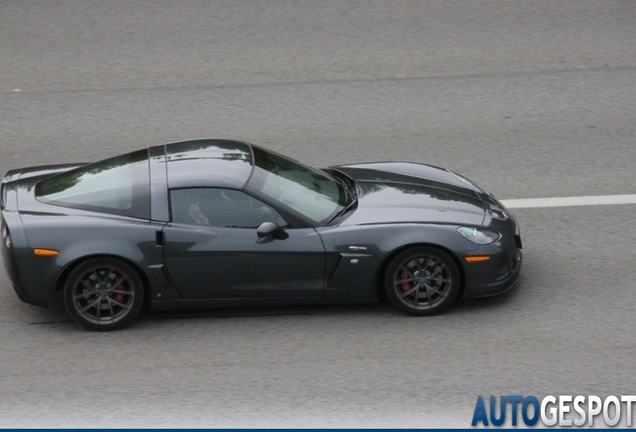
left=35, top=150, right=150, bottom=219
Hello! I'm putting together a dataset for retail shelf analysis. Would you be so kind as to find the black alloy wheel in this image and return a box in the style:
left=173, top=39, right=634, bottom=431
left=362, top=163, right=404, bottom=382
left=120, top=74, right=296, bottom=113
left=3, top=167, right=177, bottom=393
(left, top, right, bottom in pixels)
left=385, top=246, right=460, bottom=316
left=63, top=258, right=144, bottom=331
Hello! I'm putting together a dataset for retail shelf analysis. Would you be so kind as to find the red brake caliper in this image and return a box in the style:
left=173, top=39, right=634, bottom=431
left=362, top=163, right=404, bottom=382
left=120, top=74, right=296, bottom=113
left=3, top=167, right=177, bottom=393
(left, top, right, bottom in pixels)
left=400, top=268, right=412, bottom=293
left=114, top=276, right=125, bottom=303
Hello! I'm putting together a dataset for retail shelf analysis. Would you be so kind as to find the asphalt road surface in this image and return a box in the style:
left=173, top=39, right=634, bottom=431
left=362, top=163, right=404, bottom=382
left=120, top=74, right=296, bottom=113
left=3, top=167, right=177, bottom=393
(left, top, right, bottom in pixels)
left=1, top=0, right=635, bottom=427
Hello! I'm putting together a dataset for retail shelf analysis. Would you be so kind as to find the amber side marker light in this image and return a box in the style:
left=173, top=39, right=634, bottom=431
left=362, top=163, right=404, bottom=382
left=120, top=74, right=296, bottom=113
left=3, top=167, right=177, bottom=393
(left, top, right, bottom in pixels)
left=465, top=256, right=491, bottom=262
left=33, top=249, right=59, bottom=256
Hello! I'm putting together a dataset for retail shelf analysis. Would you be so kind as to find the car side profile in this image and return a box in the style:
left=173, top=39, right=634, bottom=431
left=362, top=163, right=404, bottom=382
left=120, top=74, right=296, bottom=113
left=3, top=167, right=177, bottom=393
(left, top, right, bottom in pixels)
left=1, top=139, right=522, bottom=330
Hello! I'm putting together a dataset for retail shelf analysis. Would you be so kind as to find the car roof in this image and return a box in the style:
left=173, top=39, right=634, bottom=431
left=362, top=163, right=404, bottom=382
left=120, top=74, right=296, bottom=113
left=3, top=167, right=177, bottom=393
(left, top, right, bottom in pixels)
left=153, top=139, right=255, bottom=189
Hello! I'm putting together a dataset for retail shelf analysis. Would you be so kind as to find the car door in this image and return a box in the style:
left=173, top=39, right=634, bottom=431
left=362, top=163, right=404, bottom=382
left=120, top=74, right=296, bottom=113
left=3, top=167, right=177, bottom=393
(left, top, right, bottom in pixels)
left=162, top=188, right=325, bottom=300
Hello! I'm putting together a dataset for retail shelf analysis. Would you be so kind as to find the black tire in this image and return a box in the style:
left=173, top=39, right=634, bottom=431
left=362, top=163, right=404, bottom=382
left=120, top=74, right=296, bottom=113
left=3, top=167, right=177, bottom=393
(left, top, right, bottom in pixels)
left=63, top=258, right=144, bottom=331
left=384, top=246, right=460, bottom=316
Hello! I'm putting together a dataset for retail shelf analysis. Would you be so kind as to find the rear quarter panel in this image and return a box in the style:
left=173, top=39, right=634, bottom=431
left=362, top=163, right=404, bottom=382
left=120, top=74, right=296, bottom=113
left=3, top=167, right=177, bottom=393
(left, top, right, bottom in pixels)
left=16, top=212, right=178, bottom=306
left=2, top=161, right=180, bottom=307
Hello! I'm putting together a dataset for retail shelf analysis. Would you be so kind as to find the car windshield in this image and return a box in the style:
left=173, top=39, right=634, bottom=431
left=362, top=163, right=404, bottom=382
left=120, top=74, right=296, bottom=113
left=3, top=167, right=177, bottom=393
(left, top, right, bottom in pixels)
left=247, top=146, right=348, bottom=225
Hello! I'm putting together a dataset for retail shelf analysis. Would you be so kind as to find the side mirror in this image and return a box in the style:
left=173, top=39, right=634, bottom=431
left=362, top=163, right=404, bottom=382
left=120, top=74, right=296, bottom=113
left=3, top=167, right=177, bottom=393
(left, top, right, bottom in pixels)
left=256, top=222, right=288, bottom=240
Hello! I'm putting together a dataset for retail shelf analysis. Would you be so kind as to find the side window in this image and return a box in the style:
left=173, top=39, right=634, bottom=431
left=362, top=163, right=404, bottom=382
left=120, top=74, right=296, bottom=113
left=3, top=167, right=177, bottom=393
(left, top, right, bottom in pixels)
left=35, top=149, right=150, bottom=219
left=170, top=188, right=288, bottom=228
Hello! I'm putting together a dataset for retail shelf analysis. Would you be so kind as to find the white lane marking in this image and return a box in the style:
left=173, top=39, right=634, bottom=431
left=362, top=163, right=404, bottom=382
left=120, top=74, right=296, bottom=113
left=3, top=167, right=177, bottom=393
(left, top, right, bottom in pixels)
left=500, top=194, right=636, bottom=209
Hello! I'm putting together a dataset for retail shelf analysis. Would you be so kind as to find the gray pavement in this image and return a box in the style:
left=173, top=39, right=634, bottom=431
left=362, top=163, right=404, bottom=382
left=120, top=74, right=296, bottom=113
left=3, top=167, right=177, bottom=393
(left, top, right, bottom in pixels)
left=1, top=0, right=635, bottom=427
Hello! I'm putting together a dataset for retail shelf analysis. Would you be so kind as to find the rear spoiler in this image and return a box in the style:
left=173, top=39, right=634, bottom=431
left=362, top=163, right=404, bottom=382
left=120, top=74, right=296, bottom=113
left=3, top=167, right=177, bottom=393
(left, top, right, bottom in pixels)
left=7, top=163, right=87, bottom=181
left=1, top=163, right=86, bottom=210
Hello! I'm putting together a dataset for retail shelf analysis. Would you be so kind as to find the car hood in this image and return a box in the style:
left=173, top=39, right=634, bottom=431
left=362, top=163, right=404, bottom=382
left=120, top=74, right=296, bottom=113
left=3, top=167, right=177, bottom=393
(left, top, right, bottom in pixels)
left=331, top=162, right=487, bottom=226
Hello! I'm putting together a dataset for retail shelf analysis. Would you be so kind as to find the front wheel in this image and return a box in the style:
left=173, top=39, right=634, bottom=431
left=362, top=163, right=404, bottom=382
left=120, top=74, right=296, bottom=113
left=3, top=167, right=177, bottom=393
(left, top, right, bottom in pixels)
left=384, top=246, right=460, bottom=316
left=63, top=258, right=144, bottom=331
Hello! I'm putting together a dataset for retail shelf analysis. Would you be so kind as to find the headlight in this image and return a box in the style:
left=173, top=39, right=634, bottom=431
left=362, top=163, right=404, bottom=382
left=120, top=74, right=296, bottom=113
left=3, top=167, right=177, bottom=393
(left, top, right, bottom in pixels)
left=457, top=227, right=501, bottom=245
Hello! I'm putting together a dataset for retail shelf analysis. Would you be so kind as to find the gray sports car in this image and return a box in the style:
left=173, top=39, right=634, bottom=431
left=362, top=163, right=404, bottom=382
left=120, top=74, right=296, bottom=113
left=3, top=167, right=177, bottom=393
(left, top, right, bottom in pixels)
left=1, top=139, right=522, bottom=331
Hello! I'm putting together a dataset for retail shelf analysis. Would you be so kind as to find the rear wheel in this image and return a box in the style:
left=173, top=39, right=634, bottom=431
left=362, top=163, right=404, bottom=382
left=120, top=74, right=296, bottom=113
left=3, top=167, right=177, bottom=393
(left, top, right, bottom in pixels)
left=63, top=258, right=144, bottom=331
left=384, top=246, right=460, bottom=316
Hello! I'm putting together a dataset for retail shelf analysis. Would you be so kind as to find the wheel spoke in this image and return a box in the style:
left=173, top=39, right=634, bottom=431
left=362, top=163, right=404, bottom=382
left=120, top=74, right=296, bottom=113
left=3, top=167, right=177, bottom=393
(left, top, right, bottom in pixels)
left=394, top=277, right=415, bottom=286
left=111, top=289, right=133, bottom=297
left=73, top=291, right=95, bottom=301
left=82, top=279, right=93, bottom=290
left=107, top=297, right=129, bottom=309
left=428, top=268, right=443, bottom=279
left=426, top=285, right=444, bottom=295
left=79, top=298, right=101, bottom=312
left=95, top=300, right=102, bottom=318
left=400, top=285, right=419, bottom=297
left=86, top=273, right=98, bottom=285
left=107, top=298, right=115, bottom=318
left=418, top=259, right=434, bottom=275
left=414, top=258, right=445, bottom=278
left=107, top=270, right=117, bottom=281
left=95, top=270, right=107, bottom=285
left=412, top=285, right=421, bottom=303
left=413, top=260, right=426, bottom=273
left=424, top=258, right=437, bottom=270
left=403, top=267, right=417, bottom=279
left=428, top=277, right=450, bottom=284
left=111, top=277, right=128, bottom=291
left=425, top=285, right=435, bottom=303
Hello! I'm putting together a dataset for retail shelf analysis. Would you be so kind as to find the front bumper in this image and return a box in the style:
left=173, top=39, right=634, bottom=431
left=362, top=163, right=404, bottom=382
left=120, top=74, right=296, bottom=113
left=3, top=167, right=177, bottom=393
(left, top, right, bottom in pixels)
left=462, top=247, right=522, bottom=299
left=460, top=214, right=523, bottom=299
